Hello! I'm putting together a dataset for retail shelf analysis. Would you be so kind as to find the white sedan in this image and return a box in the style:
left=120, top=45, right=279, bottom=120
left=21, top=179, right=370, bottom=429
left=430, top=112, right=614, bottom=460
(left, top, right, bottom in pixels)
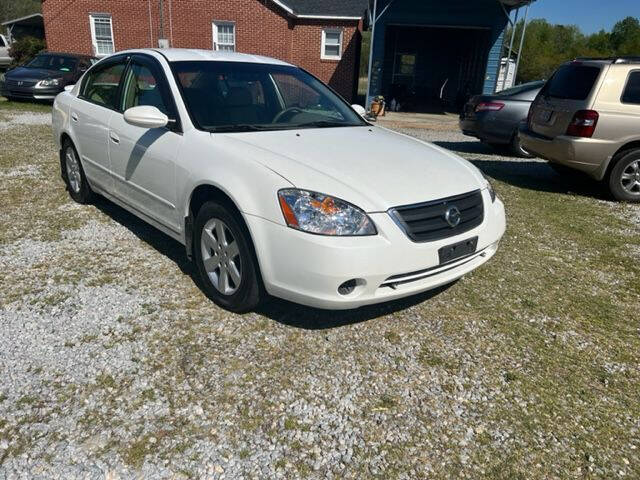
left=52, top=49, right=506, bottom=312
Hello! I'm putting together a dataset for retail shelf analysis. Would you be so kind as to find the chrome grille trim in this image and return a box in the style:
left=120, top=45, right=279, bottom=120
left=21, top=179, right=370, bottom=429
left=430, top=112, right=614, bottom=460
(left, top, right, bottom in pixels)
left=389, top=189, right=484, bottom=242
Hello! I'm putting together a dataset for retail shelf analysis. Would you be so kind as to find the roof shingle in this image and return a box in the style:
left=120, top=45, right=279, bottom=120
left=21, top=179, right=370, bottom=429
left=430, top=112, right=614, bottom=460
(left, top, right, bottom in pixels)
left=277, top=0, right=368, bottom=18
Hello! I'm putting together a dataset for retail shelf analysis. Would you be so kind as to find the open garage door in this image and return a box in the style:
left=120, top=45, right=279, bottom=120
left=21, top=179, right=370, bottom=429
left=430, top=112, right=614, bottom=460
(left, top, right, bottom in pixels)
left=382, top=25, right=491, bottom=113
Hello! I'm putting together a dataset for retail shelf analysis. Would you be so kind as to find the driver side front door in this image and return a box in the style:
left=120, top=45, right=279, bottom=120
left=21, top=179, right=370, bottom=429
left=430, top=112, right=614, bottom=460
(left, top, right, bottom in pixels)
left=107, top=55, right=183, bottom=233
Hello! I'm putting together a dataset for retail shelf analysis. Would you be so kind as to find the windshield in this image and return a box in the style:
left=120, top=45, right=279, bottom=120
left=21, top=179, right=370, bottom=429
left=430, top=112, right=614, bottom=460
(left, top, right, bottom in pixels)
left=171, top=61, right=366, bottom=132
left=26, top=55, right=78, bottom=72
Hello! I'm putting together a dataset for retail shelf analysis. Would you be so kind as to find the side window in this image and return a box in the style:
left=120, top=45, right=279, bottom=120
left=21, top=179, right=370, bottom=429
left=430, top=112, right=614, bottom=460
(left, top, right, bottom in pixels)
left=81, top=61, right=126, bottom=110
left=121, top=62, right=170, bottom=116
left=622, top=71, right=640, bottom=105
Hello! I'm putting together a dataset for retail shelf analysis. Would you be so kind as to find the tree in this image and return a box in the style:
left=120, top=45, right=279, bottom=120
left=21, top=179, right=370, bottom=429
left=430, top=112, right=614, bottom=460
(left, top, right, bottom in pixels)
left=0, top=0, right=41, bottom=35
left=510, top=16, right=640, bottom=84
left=610, top=16, right=640, bottom=55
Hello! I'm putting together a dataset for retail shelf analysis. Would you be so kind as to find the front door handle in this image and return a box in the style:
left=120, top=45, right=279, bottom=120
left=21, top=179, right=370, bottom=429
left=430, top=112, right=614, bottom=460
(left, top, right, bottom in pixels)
left=109, top=131, right=120, bottom=144
left=71, top=112, right=78, bottom=122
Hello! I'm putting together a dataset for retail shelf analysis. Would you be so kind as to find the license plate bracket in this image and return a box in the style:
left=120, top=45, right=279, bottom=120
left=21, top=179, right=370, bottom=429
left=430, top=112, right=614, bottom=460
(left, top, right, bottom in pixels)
left=438, top=237, right=478, bottom=265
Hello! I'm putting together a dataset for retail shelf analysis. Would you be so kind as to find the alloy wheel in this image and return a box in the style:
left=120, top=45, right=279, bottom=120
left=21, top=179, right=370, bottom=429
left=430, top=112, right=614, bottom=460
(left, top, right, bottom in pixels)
left=65, top=146, right=82, bottom=193
left=620, top=160, right=640, bottom=196
left=200, top=218, right=242, bottom=295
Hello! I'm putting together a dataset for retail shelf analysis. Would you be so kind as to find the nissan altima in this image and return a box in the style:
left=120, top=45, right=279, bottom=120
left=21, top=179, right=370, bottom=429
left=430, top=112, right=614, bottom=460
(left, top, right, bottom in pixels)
left=52, top=49, right=506, bottom=312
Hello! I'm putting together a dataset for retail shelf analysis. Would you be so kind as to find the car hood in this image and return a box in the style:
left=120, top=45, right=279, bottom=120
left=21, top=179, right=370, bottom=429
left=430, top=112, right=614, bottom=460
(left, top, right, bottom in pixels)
left=217, top=126, right=486, bottom=212
left=6, top=67, right=70, bottom=81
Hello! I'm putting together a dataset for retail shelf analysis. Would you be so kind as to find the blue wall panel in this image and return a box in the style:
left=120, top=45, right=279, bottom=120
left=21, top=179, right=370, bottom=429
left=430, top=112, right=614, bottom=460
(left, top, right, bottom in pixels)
left=367, top=0, right=511, bottom=105
left=484, top=29, right=505, bottom=94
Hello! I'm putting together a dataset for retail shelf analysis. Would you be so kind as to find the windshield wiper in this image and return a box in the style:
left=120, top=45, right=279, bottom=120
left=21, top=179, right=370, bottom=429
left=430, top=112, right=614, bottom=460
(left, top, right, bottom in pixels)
left=293, top=120, right=352, bottom=129
left=208, top=124, right=290, bottom=133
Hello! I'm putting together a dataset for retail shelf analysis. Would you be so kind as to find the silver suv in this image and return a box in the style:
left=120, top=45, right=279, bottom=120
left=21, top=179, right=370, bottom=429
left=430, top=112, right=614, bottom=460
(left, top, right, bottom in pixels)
left=520, top=57, right=640, bottom=202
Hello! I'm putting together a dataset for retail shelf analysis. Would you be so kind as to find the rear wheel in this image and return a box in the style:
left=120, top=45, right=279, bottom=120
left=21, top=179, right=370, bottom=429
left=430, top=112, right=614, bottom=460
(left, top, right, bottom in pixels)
left=193, top=201, right=264, bottom=312
left=61, top=138, right=94, bottom=204
left=510, top=133, right=535, bottom=158
left=608, top=149, right=640, bottom=202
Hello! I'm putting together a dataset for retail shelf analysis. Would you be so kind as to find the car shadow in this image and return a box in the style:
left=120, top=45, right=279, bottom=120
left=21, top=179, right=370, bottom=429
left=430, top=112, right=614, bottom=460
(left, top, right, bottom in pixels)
left=92, top=195, right=454, bottom=329
left=472, top=159, right=609, bottom=199
left=433, top=140, right=498, bottom=155
left=256, top=283, right=454, bottom=330
left=92, top=196, right=195, bottom=277
left=433, top=140, right=608, bottom=199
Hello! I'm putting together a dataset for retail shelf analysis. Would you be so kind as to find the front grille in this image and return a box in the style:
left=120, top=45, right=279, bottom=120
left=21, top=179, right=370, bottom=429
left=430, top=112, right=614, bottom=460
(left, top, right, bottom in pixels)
left=5, top=79, right=37, bottom=88
left=389, top=190, right=484, bottom=242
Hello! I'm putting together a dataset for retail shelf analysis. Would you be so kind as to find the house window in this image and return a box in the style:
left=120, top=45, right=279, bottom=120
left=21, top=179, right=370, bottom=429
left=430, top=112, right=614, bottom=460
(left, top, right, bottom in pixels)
left=89, top=14, right=114, bottom=57
left=213, top=22, right=236, bottom=52
left=321, top=29, right=342, bottom=60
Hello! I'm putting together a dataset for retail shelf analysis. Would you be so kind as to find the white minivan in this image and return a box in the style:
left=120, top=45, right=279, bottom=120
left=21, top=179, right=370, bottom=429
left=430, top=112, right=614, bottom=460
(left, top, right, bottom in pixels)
left=52, top=49, right=506, bottom=312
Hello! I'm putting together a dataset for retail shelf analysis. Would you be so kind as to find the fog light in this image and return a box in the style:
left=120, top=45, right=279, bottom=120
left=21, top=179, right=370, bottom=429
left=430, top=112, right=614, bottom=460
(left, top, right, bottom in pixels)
left=338, top=279, right=357, bottom=295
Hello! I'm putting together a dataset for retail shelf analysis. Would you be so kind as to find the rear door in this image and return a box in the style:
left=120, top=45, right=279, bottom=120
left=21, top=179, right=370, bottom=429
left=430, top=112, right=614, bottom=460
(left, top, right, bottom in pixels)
left=72, top=55, right=128, bottom=191
left=529, top=63, right=605, bottom=138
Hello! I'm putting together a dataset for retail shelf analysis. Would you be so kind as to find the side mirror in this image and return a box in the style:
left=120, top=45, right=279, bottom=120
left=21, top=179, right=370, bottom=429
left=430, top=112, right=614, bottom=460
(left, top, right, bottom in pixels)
left=123, top=105, right=168, bottom=129
left=64, top=84, right=74, bottom=92
left=351, top=104, right=367, bottom=117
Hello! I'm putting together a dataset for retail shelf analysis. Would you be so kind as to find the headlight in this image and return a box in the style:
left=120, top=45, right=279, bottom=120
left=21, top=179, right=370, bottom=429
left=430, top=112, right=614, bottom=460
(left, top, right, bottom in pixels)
left=278, top=189, right=377, bottom=236
left=35, top=78, right=61, bottom=88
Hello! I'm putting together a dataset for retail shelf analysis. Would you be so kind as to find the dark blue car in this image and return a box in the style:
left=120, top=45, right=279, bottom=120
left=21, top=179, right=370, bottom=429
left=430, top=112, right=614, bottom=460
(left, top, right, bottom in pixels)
left=1, top=52, right=96, bottom=102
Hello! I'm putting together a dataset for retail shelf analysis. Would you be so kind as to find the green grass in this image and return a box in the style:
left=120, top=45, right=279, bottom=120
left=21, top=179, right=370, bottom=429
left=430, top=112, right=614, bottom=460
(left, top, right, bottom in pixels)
left=0, top=104, right=638, bottom=478
left=0, top=96, right=52, bottom=113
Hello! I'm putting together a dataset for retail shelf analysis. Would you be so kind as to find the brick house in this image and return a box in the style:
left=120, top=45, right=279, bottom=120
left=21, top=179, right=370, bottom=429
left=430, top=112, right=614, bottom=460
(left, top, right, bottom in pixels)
left=41, top=0, right=368, bottom=101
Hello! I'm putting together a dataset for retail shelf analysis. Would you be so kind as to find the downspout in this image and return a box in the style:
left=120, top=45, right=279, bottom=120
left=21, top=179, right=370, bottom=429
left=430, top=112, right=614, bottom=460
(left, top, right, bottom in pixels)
left=169, top=0, right=174, bottom=47
left=159, top=0, right=165, bottom=43
left=148, top=0, right=154, bottom=47
left=365, top=0, right=378, bottom=109
left=502, top=6, right=519, bottom=90
left=513, top=2, right=531, bottom=85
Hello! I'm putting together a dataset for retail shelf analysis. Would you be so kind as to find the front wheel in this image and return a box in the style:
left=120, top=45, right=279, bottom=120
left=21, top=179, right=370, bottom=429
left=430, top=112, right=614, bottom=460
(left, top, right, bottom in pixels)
left=193, top=201, right=264, bottom=312
left=608, top=149, right=640, bottom=202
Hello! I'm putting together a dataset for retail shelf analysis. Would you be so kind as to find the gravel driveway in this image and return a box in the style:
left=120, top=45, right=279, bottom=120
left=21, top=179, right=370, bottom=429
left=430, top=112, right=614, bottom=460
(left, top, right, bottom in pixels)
left=1, top=107, right=639, bottom=479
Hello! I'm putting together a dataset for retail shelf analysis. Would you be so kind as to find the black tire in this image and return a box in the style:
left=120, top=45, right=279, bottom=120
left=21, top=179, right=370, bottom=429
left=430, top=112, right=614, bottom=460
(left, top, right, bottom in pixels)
left=61, top=138, right=94, bottom=204
left=510, top=133, right=535, bottom=158
left=193, top=201, right=264, bottom=312
left=608, top=149, right=640, bottom=202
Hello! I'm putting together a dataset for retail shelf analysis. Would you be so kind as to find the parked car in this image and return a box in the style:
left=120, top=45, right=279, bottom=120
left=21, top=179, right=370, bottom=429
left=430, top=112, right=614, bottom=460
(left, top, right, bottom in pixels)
left=520, top=57, right=640, bottom=202
left=52, top=49, right=506, bottom=312
left=1, top=52, right=95, bottom=101
left=460, top=80, right=545, bottom=157
left=0, top=34, right=10, bottom=68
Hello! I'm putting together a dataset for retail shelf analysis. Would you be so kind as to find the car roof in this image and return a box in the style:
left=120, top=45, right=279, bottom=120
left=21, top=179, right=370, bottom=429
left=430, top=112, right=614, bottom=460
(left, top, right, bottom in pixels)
left=119, top=48, right=293, bottom=67
left=39, top=51, right=95, bottom=59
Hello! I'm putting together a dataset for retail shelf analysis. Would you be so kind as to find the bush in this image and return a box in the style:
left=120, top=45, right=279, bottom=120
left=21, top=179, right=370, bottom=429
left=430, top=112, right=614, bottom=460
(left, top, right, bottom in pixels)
left=8, top=36, right=46, bottom=67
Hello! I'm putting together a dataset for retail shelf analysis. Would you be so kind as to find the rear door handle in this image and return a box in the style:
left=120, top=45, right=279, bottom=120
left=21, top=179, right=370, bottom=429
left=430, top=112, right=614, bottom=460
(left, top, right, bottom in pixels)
left=71, top=112, right=78, bottom=122
left=109, top=131, right=120, bottom=144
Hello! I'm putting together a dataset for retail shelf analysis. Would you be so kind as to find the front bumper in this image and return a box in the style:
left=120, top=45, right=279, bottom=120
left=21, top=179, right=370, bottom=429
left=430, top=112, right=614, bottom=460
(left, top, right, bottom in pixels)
left=519, top=126, right=615, bottom=180
left=246, top=189, right=506, bottom=309
left=1, top=84, right=62, bottom=101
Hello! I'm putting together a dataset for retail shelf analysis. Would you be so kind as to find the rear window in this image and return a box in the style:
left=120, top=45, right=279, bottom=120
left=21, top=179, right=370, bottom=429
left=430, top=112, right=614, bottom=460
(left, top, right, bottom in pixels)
left=622, top=71, right=640, bottom=105
left=544, top=65, right=601, bottom=101
left=498, top=81, right=545, bottom=97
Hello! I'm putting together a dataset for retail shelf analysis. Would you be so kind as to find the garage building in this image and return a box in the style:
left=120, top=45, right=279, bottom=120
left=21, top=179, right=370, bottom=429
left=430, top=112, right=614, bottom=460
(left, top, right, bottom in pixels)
left=366, top=0, right=534, bottom=112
